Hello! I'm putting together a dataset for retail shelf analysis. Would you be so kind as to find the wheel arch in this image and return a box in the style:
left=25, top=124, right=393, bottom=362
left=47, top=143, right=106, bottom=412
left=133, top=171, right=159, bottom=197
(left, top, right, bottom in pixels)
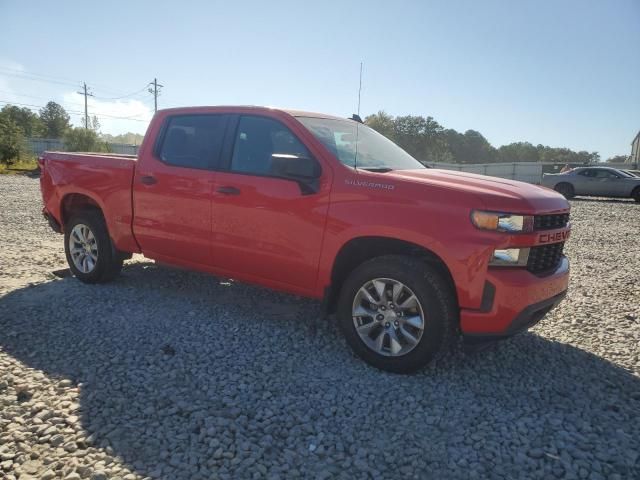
left=60, top=192, right=106, bottom=228
left=554, top=181, right=574, bottom=190
left=553, top=182, right=575, bottom=197
left=325, top=236, right=457, bottom=314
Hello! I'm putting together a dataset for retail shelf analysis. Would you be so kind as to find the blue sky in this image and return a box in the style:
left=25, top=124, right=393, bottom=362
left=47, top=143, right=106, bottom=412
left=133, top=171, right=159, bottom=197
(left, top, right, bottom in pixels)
left=0, top=0, right=638, bottom=159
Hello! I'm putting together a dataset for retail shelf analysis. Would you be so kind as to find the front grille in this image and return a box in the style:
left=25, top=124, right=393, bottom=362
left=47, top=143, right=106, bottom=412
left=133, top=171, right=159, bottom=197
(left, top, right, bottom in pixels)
left=534, top=213, right=570, bottom=231
left=527, top=242, right=565, bottom=274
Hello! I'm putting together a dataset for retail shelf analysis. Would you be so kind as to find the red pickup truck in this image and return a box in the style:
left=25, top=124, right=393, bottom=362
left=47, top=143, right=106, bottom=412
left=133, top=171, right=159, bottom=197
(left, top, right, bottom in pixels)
left=40, top=106, right=570, bottom=372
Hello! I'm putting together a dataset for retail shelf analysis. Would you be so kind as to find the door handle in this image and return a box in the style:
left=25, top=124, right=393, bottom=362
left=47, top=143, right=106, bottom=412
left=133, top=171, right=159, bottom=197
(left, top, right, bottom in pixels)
left=140, top=175, right=157, bottom=185
left=216, top=186, right=241, bottom=195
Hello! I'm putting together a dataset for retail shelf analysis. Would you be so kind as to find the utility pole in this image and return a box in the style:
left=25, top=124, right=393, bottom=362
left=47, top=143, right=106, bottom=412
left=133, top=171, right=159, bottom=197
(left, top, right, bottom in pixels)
left=77, top=82, right=94, bottom=129
left=148, top=78, right=163, bottom=113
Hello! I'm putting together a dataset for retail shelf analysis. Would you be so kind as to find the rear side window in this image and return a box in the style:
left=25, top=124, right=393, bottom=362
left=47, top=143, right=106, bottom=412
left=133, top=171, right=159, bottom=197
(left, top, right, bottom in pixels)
left=158, top=115, right=227, bottom=170
left=230, top=116, right=310, bottom=175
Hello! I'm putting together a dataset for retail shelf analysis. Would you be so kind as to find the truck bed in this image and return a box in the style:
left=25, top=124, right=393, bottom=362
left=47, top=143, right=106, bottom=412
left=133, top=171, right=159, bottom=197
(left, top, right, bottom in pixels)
left=40, top=151, right=140, bottom=253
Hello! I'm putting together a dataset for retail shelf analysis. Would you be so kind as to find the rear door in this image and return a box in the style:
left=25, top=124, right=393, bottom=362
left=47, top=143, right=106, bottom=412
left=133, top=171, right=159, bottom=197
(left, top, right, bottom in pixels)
left=133, top=114, right=229, bottom=266
left=210, top=114, right=331, bottom=293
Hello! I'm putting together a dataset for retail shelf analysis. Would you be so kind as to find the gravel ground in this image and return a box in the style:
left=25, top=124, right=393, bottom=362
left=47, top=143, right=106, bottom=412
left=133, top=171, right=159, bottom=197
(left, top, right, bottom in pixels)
left=0, top=174, right=639, bottom=480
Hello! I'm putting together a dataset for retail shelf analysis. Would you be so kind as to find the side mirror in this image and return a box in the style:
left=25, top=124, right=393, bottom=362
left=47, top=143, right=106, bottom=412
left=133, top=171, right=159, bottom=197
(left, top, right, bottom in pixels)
left=271, top=153, right=321, bottom=194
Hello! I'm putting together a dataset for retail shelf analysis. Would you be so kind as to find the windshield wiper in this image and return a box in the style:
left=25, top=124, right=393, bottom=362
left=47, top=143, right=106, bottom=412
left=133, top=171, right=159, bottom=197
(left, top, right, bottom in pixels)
left=360, top=167, right=394, bottom=173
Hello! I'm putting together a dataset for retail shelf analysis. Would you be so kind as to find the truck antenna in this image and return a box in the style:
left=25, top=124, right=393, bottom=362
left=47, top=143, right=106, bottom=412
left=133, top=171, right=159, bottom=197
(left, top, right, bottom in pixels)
left=354, top=62, right=363, bottom=171
left=357, top=61, right=363, bottom=116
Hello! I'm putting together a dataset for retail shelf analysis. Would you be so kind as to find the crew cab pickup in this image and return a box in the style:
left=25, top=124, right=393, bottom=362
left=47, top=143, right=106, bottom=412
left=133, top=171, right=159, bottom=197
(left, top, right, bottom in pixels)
left=40, top=106, right=571, bottom=372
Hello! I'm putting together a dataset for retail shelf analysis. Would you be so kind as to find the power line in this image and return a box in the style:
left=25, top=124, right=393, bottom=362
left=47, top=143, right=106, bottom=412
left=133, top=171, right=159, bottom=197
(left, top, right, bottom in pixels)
left=92, top=86, right=151, bottom=101
left=0, top=90, right=91, bottom=109
left=0, top=100, right=151, bottom=122
left=0, top=66, right=83, bottom=85
left=0, top=90, right=152, bottom=111
left=0, top=70, right=78, bottom=88
left=0, top=66, right=156, bottom=98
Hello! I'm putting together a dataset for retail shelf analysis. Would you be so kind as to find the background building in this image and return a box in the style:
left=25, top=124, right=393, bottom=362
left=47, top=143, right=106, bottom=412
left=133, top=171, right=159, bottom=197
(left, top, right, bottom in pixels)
left=630, top=130, right=640, bottom=164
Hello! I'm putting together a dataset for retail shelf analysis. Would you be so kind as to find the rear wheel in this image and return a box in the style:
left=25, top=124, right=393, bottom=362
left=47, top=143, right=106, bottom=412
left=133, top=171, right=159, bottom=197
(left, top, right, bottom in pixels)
left=64, top=210, right=123, bottom=283
left=554, top=183, right=574, bottom=199
left=337, top=255, right=457, bottom=373
left=632, top=187, right=640, bottom=203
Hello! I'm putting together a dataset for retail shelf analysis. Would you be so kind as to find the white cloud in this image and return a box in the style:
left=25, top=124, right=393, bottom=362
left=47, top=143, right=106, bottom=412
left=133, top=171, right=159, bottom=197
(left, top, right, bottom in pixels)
left=61, top=92, right=153, bottom=136
left=0, top=59, right=25, bottom=71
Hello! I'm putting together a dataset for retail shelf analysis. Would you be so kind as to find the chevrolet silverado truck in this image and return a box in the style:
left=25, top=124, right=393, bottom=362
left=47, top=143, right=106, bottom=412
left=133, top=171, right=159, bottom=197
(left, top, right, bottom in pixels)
left=40, top=106, right=571, bottom=372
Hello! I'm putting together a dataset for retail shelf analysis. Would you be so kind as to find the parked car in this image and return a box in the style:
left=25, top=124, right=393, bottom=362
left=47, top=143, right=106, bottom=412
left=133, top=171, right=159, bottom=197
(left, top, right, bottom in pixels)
left=39, top=106, right=571, bottom=372
left=541, top=166, right=640, bottom=201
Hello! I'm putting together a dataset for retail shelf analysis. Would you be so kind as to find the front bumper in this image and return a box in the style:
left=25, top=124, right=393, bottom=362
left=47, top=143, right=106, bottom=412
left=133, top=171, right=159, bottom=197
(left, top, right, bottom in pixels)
left=461, top=255, right=569, bottom=341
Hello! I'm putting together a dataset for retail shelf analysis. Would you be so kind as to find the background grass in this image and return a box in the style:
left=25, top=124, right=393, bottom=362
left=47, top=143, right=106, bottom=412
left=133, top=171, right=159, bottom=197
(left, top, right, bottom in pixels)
left=0, top=156, right=39, bottom=174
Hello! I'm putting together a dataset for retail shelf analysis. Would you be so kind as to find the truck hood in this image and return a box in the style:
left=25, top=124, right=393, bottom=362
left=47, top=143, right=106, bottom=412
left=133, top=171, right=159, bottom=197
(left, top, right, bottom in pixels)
left=389, top=168, right=569, bottom=213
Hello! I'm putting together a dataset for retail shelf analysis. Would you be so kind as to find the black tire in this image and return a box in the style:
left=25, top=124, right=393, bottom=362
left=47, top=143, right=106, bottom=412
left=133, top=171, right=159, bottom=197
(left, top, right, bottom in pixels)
left=554, top=183, right=575, bottom=199
left=632, top=187, right=640, bottom=203
left=337, top=255, right=457, bottom=373
left=64, top=210, right=123, bottom=283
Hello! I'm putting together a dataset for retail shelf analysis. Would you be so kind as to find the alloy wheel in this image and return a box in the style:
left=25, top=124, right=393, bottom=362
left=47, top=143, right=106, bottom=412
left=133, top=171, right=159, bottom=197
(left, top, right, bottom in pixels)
left=68, top=223, right=98, bottom=273
left=352, top=278, right=425, bottom=357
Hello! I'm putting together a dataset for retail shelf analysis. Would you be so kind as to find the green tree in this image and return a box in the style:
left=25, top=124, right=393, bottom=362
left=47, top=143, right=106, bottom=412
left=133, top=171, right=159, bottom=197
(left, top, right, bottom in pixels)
left=498, top=142, right=540, bottom=163
left=0, top=105, right=44, bottom=137
left=63, top=127, right=110, bottom=152
left=367, top=113, right=452, bottom=163
left=606, top=154, right=629, bottom=163
left=462, top=130, right=496, bottom=163
left=39, top=101, right=70, bottom=138
left=101, top=132, right=144, bottom=145
left=365, top=111, right=396, bottom=141
left=443, top=129, right=465, bottom=162
left=579, top=151, right=600, bottom=164
left=393, top=115, right=429, bottom=158
left=81, top=114, right=101, bottom=132
left=444, top=129, right=496, bottom=163
left=0, top=117, right=27, bottom=166
left=365, top=107, right=602, bottom=166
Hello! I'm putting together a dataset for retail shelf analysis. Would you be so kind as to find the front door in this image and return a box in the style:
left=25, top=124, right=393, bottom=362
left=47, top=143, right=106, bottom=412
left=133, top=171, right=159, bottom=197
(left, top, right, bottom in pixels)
left=589, top=169, right=623, bottom=196
left=133, top=114, right=228, bottom=266
left=210, top=114, right=330, bottom=293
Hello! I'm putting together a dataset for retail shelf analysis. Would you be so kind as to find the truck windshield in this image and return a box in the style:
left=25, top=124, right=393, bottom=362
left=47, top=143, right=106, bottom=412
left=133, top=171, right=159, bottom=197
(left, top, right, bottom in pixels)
left=297, top=116, right=426, bottom=171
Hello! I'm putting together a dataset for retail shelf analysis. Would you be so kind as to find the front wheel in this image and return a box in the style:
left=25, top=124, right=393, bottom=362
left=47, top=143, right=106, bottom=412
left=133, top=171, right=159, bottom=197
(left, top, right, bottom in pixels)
left=64, top=210, right=123, bottom=283
left=337, top=255, right=457, bottom=373
left=632, top=187, right=640, bottom=203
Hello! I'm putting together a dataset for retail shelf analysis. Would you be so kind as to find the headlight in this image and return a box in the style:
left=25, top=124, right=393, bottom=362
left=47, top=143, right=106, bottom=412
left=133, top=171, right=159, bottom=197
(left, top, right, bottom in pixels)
left=471, top=210, right=533, bottom=233
left=489, top=248, right=530, bottom=267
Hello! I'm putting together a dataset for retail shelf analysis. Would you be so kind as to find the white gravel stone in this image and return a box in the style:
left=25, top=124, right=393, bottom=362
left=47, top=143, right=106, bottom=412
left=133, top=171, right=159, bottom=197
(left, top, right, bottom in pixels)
left=0, top=174, right=639, bottom=479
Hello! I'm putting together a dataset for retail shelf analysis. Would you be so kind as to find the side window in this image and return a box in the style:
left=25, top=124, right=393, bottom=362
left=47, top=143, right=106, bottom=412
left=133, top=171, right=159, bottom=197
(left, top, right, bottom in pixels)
left=230, top=116, right=310, bottom=175
left=159, top=115, right=227, bottom=169
left=578, top=169, right=593, bottom=177
left=594, top=170, right=617, bottom=179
